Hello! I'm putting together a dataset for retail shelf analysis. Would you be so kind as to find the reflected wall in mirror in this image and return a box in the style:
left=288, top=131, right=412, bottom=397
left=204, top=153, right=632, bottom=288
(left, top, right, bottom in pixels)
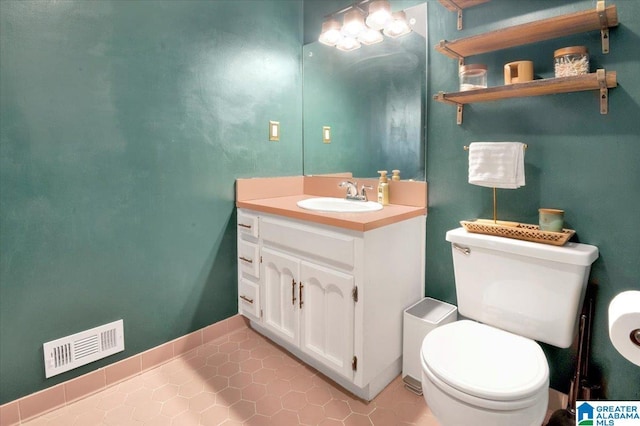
left=303, top=2, right=427, bottom=180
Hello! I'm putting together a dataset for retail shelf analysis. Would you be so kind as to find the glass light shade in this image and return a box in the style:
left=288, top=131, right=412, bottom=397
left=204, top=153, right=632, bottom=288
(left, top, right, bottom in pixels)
left=383, top=11, right=412, bottom=38
left=365, top=1, right=392, bottom=30
left=336, top=36, right=361, bottom=52
left=341, top=9, right=365, bottom=38
left=358, top=28, right=383, bottom=45
left=318, top=18, right=342, bottom=46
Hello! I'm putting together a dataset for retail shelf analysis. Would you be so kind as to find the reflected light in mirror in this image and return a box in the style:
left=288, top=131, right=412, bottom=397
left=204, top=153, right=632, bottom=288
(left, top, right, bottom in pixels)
left=319, top=18, right=342, bottom=46
left=366, top=1, right=392, bottom=30
left=336, top=36, right=361, bottom=52
left=358, top=27, right=384, bottom=45
left=383, top=11, right=412, bottom=38
left=342, top=9, right=366, bottom=38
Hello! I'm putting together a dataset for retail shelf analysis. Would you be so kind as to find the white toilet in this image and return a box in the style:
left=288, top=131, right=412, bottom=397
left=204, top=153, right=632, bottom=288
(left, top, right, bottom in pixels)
left=421, top=227, right=598, bottom=426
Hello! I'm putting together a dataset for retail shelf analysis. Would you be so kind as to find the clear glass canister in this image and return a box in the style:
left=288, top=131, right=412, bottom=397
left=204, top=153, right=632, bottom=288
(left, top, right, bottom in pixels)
left=554, top=46, right=589, bottom=78
left=459, top=64, right=487, bottom=91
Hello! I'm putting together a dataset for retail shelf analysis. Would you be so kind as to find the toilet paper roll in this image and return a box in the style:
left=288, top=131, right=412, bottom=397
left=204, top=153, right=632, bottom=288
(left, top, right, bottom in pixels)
left=608, top=290, right=640, bottom=366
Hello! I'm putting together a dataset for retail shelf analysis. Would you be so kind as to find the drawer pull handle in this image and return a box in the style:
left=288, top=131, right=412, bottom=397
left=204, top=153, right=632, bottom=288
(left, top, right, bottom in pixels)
left=239, top=256, right=253, bottom=264
left=240, top=295, right=254, bottom=304
left=238, top=223, right=252, bottom=229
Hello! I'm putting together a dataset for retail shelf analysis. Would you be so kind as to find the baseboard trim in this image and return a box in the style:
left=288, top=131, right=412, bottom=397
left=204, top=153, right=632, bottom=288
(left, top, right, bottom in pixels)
left=0, top=314, right=249, bottom=426
left=548, top=387, right=569, bottom=413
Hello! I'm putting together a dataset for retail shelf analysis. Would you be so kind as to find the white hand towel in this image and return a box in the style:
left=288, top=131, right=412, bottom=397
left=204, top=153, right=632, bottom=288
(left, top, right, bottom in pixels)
left=468, top=142, right=526, bottom=189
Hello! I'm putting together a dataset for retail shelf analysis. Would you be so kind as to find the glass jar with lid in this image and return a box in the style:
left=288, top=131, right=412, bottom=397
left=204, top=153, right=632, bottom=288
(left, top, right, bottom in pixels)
left=554, top=46, right=589, bottom=78
left=459, top=64, right=487, bottom=91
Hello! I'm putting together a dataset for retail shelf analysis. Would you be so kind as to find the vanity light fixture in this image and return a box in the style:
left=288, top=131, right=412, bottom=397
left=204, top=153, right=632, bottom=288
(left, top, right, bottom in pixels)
left=318, top=0, right=411, bottom=51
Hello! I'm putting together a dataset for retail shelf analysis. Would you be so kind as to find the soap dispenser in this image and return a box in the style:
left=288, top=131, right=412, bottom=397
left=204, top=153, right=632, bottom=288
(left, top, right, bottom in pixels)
left=377, top=170, right=389, bottom=205
left=392, top=170, right=400, bottom=181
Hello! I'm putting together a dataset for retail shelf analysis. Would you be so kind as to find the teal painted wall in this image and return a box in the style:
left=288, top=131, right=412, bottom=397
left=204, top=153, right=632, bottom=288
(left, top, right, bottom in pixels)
left=426, top=0, right=640, bottom=400
left=0, top=0, right=302, bottom=403
left=2, top=0, right=638, bottom=406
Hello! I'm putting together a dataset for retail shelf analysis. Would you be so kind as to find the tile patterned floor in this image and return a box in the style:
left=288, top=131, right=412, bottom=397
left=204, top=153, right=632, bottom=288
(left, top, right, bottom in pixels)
left=21, top=326, right=440, bottom=425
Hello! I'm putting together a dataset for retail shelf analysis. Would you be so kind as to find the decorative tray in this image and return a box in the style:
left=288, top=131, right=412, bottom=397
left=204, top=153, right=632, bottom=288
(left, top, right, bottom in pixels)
left=460, top=220, right=575, bottom=246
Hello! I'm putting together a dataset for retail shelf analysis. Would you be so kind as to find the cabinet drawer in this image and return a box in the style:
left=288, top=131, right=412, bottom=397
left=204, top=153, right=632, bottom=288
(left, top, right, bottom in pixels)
left=239, top=279, right=259, bottom=319
left=238, top=239, right=260, bottom=278
left=238, top=210, right=259, bottom=238
left=261, top=216, right=355, bottom=270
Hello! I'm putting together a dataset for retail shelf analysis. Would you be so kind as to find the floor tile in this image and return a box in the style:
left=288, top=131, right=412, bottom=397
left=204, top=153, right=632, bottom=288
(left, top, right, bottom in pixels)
left=19, top=323, right=553, bottom=425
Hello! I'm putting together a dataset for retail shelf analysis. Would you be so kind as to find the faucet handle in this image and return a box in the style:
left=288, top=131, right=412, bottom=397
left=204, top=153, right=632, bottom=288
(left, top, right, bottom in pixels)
left=339, top=180, right=358, bottom=197
left=360, top=184, right=373, bottom=201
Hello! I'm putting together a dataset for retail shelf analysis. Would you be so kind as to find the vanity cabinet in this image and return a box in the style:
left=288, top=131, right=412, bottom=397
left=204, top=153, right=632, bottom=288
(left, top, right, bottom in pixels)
left=262, top=247, right=355, bottom=380
left=236, top=208, right=425, bottom=400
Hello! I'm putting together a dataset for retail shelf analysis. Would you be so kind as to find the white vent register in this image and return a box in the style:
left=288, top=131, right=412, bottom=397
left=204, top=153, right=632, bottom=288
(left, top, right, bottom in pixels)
left=43, top=319, right=124, bottom=378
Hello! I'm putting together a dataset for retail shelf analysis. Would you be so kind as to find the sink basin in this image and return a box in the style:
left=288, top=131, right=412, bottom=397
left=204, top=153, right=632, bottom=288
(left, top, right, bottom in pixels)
left=297, top=197, right=383, bottom=213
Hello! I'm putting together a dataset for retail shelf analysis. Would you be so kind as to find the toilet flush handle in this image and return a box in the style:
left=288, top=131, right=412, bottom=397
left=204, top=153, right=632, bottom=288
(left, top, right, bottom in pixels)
left=453, top=243, right=470, bottom=255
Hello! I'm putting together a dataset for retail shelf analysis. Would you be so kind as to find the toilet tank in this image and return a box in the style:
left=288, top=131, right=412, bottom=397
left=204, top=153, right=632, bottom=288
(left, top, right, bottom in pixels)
left=446, top=228, right=598, bottom=348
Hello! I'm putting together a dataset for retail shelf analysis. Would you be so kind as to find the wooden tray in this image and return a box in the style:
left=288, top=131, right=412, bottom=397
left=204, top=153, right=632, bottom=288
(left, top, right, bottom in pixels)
left=460, top=220, right=575, bottom=246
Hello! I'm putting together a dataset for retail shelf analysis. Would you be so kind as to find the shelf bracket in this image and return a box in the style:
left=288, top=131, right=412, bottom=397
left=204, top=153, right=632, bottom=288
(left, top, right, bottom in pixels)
left=597, top=69, right=608, bottom=115
left=597, top=1, right=610, bottom=54
left=437, top=40, right=463, bottom=61
left=440, top=0, right=465, bottom=30
left=457, top=104, right=464, bottom=125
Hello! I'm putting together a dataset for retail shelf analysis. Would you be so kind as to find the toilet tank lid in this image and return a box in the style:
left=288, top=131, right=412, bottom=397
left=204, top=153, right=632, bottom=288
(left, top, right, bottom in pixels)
left=446, top=227, right=598, bottom=266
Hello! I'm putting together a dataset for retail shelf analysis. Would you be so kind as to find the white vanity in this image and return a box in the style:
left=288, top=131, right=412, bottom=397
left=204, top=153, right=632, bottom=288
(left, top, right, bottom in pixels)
left=235, top=176, right=427, bottom=400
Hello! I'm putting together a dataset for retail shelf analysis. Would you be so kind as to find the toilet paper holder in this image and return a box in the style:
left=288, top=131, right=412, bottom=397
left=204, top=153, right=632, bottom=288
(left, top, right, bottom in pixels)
left=631, top=329, right=640, bottom=347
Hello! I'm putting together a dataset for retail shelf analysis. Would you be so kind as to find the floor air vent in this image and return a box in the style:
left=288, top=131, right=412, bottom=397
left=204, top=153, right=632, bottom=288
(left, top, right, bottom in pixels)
left=43, top=319, right=125, bottom=378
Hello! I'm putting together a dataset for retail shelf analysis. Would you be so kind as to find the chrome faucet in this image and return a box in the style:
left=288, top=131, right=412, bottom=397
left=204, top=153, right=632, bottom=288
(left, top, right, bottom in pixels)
left=339, top=181, right=372, bottom=202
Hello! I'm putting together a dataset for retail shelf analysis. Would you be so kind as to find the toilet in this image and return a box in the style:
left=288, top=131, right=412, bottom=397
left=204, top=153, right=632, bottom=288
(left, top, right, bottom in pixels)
left=421, top=227, right=598, bottom=426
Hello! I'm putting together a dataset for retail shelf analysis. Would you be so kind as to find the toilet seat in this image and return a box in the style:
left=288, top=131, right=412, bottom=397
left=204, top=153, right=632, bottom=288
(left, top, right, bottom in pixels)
left=421, top=320, right=549, bottom=404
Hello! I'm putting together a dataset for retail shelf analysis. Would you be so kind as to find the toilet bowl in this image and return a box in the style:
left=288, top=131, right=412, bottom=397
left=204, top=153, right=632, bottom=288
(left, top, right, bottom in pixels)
left=421, top=320, right=549, bottom=426
left=419, top=228, right=597, bottom=426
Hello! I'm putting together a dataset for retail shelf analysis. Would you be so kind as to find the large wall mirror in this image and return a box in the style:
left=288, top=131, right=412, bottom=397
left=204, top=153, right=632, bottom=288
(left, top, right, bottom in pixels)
left=302, top=2, right=427, bottom=180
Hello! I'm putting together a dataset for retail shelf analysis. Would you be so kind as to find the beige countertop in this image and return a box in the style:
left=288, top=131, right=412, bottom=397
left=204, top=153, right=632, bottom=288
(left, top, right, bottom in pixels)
left=236, top=194, right=426, bottom=232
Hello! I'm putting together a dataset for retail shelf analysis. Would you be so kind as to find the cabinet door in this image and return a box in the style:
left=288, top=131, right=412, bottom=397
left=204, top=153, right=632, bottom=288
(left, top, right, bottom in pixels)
left=261, top=247, right=299, bottom=347
left=299, top=261, right=355, bottom=380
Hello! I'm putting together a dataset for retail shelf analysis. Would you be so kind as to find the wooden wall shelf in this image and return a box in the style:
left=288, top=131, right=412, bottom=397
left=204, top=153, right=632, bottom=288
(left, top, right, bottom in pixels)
left=433, top=1, right=619, bottom=125
left=436, top=3, right=618, bottom=59
left=434, top=70, right=617, bottom=124
left=438, top=0, right=490, bottom=30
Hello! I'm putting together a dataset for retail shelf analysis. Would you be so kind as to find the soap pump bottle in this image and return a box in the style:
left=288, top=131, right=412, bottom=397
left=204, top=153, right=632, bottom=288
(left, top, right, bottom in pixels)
left=392, top=170, right=401, bottom=181
left=377, top=170, right=389, bottom=205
